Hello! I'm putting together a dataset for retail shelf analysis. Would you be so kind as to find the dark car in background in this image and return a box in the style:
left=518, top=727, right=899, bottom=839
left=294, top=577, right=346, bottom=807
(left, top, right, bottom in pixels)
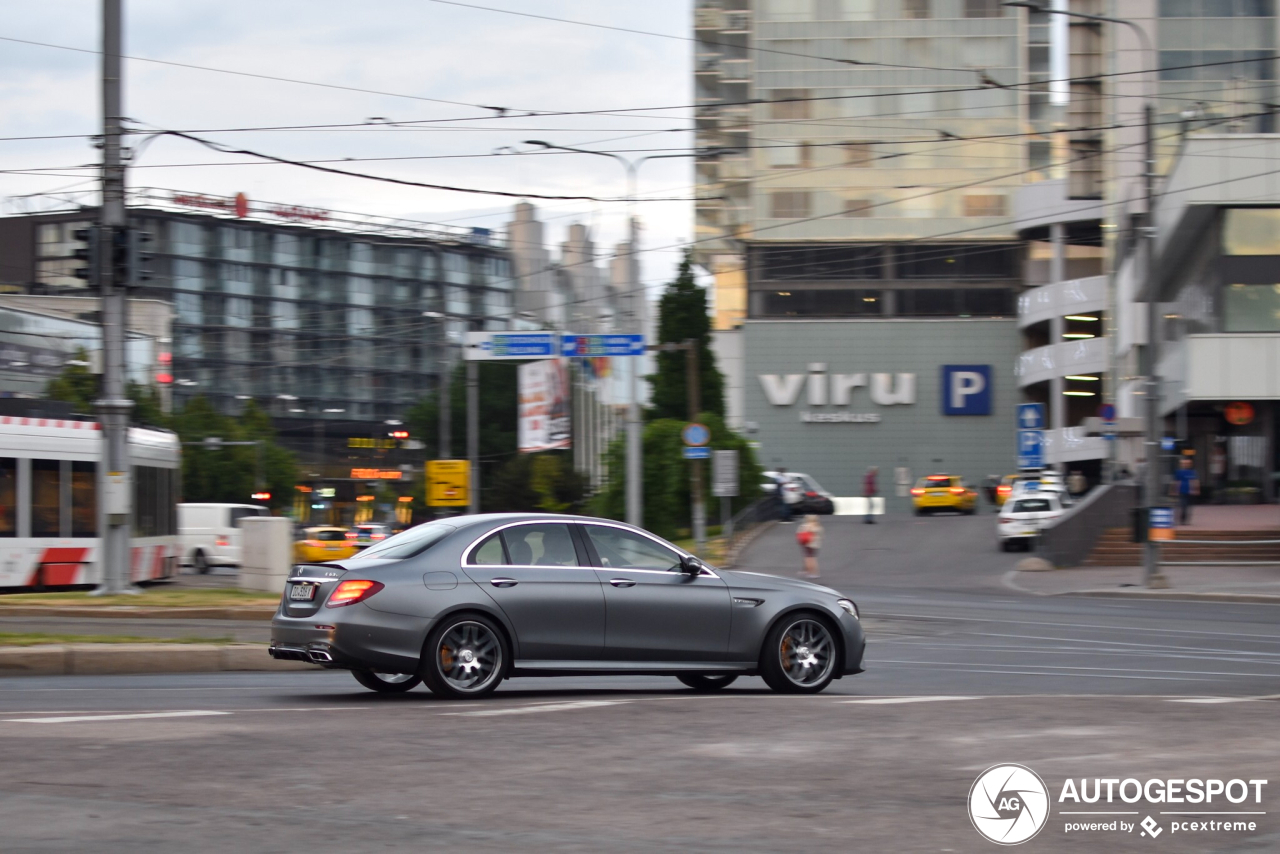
left=270, top=514, right=864, bottom=698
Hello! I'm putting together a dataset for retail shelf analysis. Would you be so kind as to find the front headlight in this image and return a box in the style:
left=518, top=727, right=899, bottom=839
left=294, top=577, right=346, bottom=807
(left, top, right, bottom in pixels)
left=837, top=599, right=859, bottom=620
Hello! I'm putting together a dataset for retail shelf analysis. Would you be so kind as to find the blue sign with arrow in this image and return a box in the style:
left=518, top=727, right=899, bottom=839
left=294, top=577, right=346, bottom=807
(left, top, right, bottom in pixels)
left=561, top=333, right=646, bottom=358
left=1017, top=403, right=1045, bottom=430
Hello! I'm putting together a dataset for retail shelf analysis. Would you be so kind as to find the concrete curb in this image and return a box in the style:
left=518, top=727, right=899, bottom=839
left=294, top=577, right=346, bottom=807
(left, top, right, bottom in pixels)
left=1001, top=570, right=1280, bottom=604
left=0, top=644, right=319, bottom=677
left=0, top=606, right=276, bottom=621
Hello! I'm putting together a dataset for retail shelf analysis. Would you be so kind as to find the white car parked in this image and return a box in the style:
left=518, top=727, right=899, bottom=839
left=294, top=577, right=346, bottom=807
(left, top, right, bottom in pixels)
left=997, top=494, right=1065, bottom=551
left=179, top=503, right=269, bottom=573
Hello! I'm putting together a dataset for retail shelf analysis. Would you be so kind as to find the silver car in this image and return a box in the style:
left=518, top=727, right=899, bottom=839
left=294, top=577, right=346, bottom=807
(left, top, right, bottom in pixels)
left=270, top=513, right=865, bottom=698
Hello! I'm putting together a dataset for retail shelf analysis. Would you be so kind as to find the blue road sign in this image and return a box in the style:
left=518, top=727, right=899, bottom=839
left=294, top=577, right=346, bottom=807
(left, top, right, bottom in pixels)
left=1017, top=403, right=1045, bottom=430
left=682, top=422, right=710, bottom=447
left=941, top=365, right=992, bottom=415
left=561, top=333, right=646, bottom=358
left=1098, top=403, right=1116, bottom=422
left=682, top=446, right=711, bottom=460
left=1150, top=507, right=1174, bottom=529
left=1017, top=429, right=1045, bottom=469
left=1161, top=437, right=1176, bottom=451
left=464, top=331, right=557, bottom=360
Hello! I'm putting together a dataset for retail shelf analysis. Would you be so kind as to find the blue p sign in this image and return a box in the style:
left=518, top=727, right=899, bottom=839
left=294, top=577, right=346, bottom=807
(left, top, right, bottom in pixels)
left=942, top=365, right=992, bottom=416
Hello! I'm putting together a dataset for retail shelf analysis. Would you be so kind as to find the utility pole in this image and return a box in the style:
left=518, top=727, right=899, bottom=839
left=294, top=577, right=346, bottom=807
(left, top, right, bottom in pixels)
left=93, top=0, right=135, bottom=595
left=685, top=338, right=706, bottom=554
left=625, top=210, right=643, bottom=528
left=1142, top=101, right=1169, bottom=589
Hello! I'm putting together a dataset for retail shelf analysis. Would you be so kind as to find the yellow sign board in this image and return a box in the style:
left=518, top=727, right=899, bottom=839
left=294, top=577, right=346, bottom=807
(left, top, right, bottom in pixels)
left=427, top=460, right=470, bottom=507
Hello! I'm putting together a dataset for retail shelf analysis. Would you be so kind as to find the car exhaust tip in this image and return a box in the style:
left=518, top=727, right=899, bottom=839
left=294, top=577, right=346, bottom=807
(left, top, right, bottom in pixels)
left=307, top=649, right=334, bottom=663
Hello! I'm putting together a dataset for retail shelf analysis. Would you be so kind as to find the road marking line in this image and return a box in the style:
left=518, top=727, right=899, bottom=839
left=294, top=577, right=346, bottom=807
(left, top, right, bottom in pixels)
left=1166, top=696, right=1280, bottom=704
left=3, top=710, right=231, bottom=723
left=873, top=611, right=1280, bottom=642
left=440, top=700, right=626, bottom=717
left=842, top=696, right=978, bottom=705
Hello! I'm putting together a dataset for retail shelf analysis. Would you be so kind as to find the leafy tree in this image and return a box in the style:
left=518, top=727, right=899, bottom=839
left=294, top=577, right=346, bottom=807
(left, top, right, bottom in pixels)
left=648, top=253, right=725, bottom=422
left=591, top=411, right=762, bottom=540
left=45, top=349, right=169, bottom=428
left=486, top=451, right=586, bottom=514
left=170, top=396, right=296, bottom=513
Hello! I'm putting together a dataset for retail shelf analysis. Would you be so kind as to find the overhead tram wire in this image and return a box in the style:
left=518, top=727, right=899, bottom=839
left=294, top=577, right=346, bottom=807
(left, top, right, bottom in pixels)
left=1, top=33, right=1273, bottom=127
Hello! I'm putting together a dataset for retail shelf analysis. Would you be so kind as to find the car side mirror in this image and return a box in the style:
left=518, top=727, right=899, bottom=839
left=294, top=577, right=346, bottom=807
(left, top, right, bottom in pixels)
left=680, top=555, right=703, bottom=576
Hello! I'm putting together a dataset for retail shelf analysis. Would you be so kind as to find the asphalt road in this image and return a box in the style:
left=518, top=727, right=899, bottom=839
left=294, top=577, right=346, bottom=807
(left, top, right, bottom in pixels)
left=3, top=513, right=1278, bottom=851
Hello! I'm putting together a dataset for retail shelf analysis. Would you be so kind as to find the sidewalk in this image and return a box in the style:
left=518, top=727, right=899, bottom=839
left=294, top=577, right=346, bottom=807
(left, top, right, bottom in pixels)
left=1007, top=562, right=1280, bottom=603
left=1172, top=504, right=1280, bottom=532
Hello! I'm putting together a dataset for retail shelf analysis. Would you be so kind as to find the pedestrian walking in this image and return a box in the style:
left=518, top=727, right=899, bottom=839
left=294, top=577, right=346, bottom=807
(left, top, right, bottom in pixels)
left=775, top=467, right=793, bottom=523
left=1172, top=457, right=1200, bottom=525
left=796, top=514, right=823, bottom=579
left=863, top=466, right=879, bottom=524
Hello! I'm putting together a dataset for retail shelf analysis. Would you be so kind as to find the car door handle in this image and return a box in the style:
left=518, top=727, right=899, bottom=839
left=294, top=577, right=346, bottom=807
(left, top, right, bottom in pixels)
left=490, top=578, right=518, bottom=588
left=609, top=578, right=636, bottom=588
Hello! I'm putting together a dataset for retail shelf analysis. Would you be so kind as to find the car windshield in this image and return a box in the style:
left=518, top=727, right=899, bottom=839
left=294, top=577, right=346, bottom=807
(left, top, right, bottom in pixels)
left=351, top=522, right=455, bottom=560
left=919, top=477, right=954, bottom=489
left=1011, top=499, right=1053, bottom=513
left=313, top=530, right=346, bottom=542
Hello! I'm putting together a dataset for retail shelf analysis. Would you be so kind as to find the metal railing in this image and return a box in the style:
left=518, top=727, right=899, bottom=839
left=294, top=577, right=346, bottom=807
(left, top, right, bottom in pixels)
left=722, top=498, right=776, bottom=567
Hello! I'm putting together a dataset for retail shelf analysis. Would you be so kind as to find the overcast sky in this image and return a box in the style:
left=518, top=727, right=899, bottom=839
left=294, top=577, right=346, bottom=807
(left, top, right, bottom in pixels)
left=2, top=0, right=695, bottom=289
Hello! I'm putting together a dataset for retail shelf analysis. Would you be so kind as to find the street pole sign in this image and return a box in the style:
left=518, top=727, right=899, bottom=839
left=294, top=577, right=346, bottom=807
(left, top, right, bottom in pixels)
left=1017, top=429, right=1045, bottom=469
left=561, top=333, right=646, bottom=358
left=463, top=331, right=558, bottom=360
left=712, top=450, right=739, bottom=498
left=1017, top=403, right=1045, bottom=430
left=682, top=446, right=711, bottom=459
left=426, top=460, right=470, bottom=506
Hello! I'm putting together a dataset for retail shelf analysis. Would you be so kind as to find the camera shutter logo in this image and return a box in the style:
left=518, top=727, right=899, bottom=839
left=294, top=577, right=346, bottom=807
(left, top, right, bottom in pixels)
left=969, top=764, right=1050, bottom=845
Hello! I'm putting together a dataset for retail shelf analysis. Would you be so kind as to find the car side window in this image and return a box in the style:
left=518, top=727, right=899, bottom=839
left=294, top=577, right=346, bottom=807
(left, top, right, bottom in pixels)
left=501, top=524, right=579, bottom=567
left=585, top=525, right=681, bottom=571
left=470, top=533, right=507, bottom=566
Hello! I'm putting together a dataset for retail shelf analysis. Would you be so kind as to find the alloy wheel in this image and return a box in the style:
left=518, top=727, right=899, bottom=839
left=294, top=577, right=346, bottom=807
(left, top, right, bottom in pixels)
left=435, top=621, right=504, bottom=694
left=777, top=619, right=835, bottom=687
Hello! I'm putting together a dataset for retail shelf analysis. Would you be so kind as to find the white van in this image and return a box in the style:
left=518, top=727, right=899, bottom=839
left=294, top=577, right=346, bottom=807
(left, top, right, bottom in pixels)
left=178, top=503, right=269, bottom=573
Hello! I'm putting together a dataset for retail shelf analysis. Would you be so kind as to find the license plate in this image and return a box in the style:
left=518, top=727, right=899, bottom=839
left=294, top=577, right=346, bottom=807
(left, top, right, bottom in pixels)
left=289, top=584, right=316, bottom=601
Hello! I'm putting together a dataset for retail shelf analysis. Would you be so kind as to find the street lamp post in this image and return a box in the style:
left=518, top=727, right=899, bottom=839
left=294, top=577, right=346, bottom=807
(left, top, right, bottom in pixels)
left=522, top=142, right=732, bottom=529
left=1004, top=2, right=1166, bottom=588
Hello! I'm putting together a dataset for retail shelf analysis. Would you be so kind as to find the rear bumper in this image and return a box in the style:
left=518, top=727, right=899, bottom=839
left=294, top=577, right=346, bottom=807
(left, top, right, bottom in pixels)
left=270, top=605, right=427, bottom=673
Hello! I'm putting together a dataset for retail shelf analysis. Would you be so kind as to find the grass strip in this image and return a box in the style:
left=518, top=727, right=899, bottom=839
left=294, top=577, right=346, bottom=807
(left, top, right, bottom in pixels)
left=0, top=588, right=279, bottom=608
left=0, top=632, right=238, bottom=647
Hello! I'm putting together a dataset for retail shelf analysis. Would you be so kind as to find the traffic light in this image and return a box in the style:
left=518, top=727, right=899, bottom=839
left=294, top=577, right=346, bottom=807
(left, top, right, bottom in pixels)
left=110, top=227, right=129, bottom=288
left=128, top=229, right=154, bottom=287
left=71, top=226, right=100, bottom=284
left=389, top=430, right=409, bottom=440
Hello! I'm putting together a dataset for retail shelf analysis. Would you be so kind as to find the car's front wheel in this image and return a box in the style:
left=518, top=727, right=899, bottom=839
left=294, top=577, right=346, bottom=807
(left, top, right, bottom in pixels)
left=421, top=614, right=508, bottom=699
left=760, top=613, right=838, bottom=694
left=352, top=670, right=422, bottom=693
left=677, top=674, right=739, bottom=692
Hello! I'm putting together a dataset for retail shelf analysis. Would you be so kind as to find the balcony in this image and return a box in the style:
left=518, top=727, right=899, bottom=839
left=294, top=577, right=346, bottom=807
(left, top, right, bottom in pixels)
left=695, top=8, right=723, bottom=29
left=1016, top=275, right=1106, bottom=329
left=720, top=58, right=751, bottom=82
left=723, top=12, right=750, bottom=32
left=696, top=56, right=720, bottom=75
left=1015, top=336, right=1108, bottom=388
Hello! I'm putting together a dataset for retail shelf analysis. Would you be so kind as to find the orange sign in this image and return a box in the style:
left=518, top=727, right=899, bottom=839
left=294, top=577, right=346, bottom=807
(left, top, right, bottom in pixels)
left=1225, top=401, right=1254, bottom=426
left=350, top=468, right=403, bottom=480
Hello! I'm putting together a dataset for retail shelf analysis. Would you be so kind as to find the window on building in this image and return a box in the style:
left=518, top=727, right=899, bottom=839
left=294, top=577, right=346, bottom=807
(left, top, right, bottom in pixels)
left=176, top=292, right=203, bottom=325
left=1224, top=283, right=1280, bottom=331
left=0, top=458, right=14, bottom=537
left=770, top=191, right=812, bottom=219
left=766, top=143, right=805, bottom=169
left=843, top=142, right=875, bottom=166
left=442, top=252, right=469, bottom=284
left=898, top=289, right=957, bottom=316
left=760, top=289, right=883, bottom=317
left=770, top=89, right=811, bottom=120
left=962, top=195, right=1008, bottom=217
left=225, top=297, right=253, bottom=328
left=1028, top=140, right=1052, bottom=177
left=760, top=246, right=884, bottom=280
left=964, top=0, right=1004, bottom=16
left=897, top=244, right=1020, bottom=279
left=1160, top=0, right=1274, bottom=14
left=958, top=288, right=1014, bottom=316
left=844, top=199, right=873, bottom=217
left=903, top=0, right=931, bottom=18
left=1223, top=208, right=1280, bottom=255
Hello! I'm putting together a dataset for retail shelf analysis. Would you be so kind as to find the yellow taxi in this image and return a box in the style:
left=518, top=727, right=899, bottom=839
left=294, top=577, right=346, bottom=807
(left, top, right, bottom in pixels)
left=294, top=527, right=360, bottom=563
left=911, top=474, right=978, bottom=515
left=994, top=473, right=1042, bottom=508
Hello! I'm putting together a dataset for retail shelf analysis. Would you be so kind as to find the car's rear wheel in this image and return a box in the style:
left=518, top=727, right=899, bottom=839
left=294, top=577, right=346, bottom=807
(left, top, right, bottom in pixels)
left=760, top=613, right=838, bottom=694
left=192, top=550, right=209, bottom=574
left=677, top=674, right=739, bottom=692
left=421, top=614, right=508, bottom=699
left=352, top=669, right=421, bottom=693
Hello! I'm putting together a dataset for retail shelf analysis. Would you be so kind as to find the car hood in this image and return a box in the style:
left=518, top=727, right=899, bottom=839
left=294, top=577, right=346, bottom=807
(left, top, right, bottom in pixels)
left=718, top=568, right=843, bottom=599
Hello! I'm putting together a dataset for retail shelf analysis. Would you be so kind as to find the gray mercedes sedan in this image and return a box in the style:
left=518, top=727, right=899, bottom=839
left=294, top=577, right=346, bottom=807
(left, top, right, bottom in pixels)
left=270, top=514, right=865, bottom=698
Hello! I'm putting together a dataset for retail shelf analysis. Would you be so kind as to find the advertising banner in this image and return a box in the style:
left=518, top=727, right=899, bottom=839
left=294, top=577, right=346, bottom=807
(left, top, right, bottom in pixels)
left=518, top=359, right=571, bottom=453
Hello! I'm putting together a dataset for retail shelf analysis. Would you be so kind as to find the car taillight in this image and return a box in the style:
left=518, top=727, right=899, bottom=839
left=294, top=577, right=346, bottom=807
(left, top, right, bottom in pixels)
left=999, top=518, right=1015, bottom=524
left=216, top=537, right=230, bottom=547
left=805, top=491, right=817, bottom=498
left=997, top=485, right=1011, bottom=495
left=373, top=533, right=386, bottom=539
left=326, top=579, right=384, bottom=608
left=345, top=532, right=357, bottom=539
left=950, top=486, right=965, bottom=495
left=910, top=488, right=924, bottom=496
